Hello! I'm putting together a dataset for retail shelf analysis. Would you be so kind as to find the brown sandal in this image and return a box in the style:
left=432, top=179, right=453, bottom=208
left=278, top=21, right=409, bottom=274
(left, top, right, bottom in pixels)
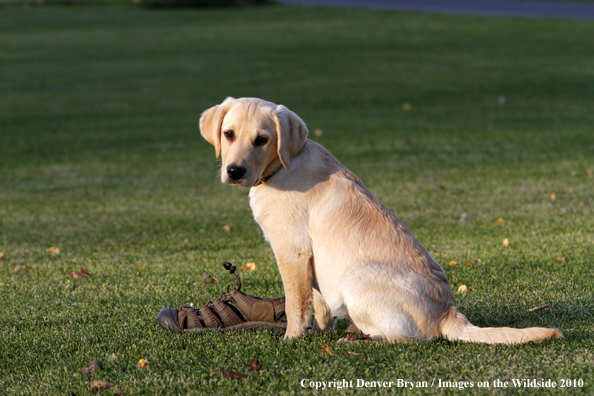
left=157, top=262, right=287, bottom=334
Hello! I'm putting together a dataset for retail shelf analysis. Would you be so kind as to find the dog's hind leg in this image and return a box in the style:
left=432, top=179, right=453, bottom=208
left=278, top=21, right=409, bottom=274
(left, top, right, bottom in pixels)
left=312, top=289, right=335, bottom=331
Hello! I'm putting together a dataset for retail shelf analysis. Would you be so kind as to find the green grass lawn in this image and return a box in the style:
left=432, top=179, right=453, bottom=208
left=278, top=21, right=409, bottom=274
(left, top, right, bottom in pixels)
left=1, top=3, right=593, bottom=395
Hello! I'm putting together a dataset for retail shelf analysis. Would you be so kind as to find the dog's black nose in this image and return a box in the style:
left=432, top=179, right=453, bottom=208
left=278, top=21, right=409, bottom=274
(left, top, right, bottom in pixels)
left=227, top=165, right=247, bottom=180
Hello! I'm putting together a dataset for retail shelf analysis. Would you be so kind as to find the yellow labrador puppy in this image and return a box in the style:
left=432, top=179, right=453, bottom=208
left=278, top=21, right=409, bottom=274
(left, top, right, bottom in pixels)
left=200, top=97, right=561, bottom=344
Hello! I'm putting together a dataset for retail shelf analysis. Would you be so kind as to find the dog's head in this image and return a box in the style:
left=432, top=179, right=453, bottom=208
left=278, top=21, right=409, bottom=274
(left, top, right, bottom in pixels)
left=200, top=97, right=308, bottom=187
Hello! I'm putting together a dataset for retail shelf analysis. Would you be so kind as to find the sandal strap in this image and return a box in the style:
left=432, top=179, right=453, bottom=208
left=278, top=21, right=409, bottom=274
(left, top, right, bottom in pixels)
left=199, top=305, right=223, bottom=328
left=186, top=308, right=203, bottom=330
left=213, top=299, right=245, bottom=327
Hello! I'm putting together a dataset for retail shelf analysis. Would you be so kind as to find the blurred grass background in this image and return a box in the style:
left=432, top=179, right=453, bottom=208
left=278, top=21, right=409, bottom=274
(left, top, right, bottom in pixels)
left=1, top=4, right=593, bottom=394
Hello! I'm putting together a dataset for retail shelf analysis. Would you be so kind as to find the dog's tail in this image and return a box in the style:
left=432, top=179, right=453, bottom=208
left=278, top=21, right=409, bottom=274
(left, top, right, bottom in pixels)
left=439, top=306, right=562, bottom=344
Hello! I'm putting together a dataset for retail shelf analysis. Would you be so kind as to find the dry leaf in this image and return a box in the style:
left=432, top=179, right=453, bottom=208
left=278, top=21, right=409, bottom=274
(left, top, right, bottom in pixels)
left=137, top=359, right=149, bottom=369
left=114, top=390, right=125, bottom=396
left=81, top=359, right=102, bottom=374
left=460, top=213, right=469, bottom=223
left=240, top=262, right=256, bottom=271
left=571, top=171, right=577, bottom=177
left=588, top=169, right=593, bottom=178
left=458, top=285, right=468, bottom=294
left=15, top=265, right=33, bottom=272
left=548, top=193, right=556, bottom=200
left=136, top=265, right=145, bottom=270
left=464, top=262, right=472, bottom=267
left=502, top=238, right=510, bottom=247
left=402, top=103, right=411, bottom=111
left=320, top=345, right=336, bottom=356
left=0, top=252, right=5, bottom=260
left=183, top=239, right=189, bottom=244
left=347, top=351, right=362, bottom=356
left=210, top=370, right=248, bottom=379
left=90, top=381, right=112, bottom=391
left=67, top=267, right=91, bottom=279
left=47, top=247, right=60, bottom=255
left=531, top=231, right=539, bottom=237
left=222, top=225, right=231, bottom=232
left=449, top=261, right=457, bottom=267
left=202, top=274, right=219, bottom=284
left=556, top=256, right=566, bottom=262
left=247, top=358, right=262, bottom=372
left=528, top=305, right=548, bottom=312
left=565, top=187, right=573, bottom=193
left=497, top=218, right=506, bottom=224
left=314, top=128, right=323, bottom=137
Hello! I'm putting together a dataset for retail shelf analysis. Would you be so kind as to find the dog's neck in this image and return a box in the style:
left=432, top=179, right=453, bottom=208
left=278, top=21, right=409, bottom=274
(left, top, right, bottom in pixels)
left=254, top=163, right=283, bottom=186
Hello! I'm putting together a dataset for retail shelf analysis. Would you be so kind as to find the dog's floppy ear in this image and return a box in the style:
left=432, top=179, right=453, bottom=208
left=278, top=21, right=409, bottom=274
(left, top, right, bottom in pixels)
left=271, top=105, right=308, bottom=170
left=199, top=97, right=235, bottom=158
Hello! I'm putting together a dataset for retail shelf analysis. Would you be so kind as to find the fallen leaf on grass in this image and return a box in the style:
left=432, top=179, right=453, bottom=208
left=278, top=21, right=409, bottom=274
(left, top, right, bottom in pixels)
left=90, top=381, right=112, bottom=391
left=210, top=370, right=248, bottom=379
left=460, top=213, right=469, bottom=223
left=137, top=359, right=149, bottom=369
left=47, top=247, right=60, bottom=255
left=136, top=265, right=145, bottom=270
left=464, top=262, right=473, bottom=267
left=457, top=285, right=468, bottom=294
left=448, top=261, right=457, bottom=267
left=556, top=256, right=566, bottom=262
left=247, top=358, right=262, bottom=372
left=402, top=103, right=411, bottom=111
left=571, top=171, right=577, bottom=177
left=14, top=265, right=33, bottom=272
left=81, top=359, right=103, bottom=374
left=548, top=193, right=556, bottom=200
left=114, top=389, right=125, bottom=396
left=314, top=128, right=323, bottom=137
left=240, top=262, right=256, bottom=271
left=347, top=351, right=362, bottom=356
left=588, top=169, right=593, bottom=178
left=528, top=305, right=548, bottom=312
left=222, top=225, right=231, bottom=232
left=497, top=218, right=506, bottom=224
left=502, top=238, right=510, bottom=247
left=202, top=274, right=219, bottom=284
left=0, top=252, right=5, bottom=260
left=565, top=187, right=574, bottom=193
left=67, top=267, right=91, bottom=279
left=320, top=345, right=336, bottom=356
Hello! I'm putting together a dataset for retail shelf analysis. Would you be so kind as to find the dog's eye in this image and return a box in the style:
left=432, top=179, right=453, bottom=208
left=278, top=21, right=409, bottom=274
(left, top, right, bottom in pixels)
left=224, top=130, right=234, bottom=141
left=255, top=136, right=268, bottom=146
